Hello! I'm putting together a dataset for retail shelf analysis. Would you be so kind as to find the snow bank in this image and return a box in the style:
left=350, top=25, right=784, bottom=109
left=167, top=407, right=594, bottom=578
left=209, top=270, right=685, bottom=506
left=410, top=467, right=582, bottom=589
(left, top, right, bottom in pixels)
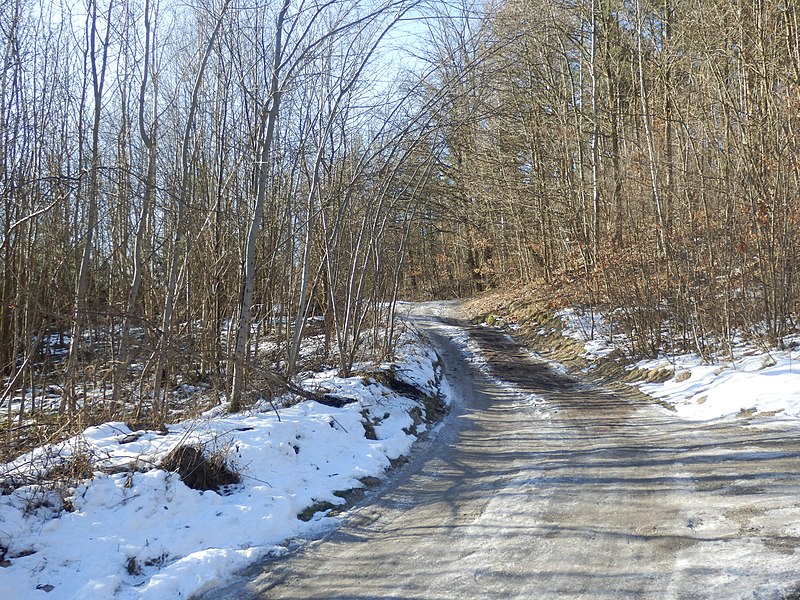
left=635, top=348, right=800, bottom=421
left=556, top=307, right=800, bottom=422
left=0, top=323, right=447, bottom=600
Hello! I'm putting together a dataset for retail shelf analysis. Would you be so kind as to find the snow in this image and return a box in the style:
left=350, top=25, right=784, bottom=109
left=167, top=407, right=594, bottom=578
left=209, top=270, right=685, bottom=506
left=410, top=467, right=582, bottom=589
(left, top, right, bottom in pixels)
left=555, top=307, right=618, bottom=358
left=635, top=347, right=800, bottom=421
left=6, top=300, right=798, bottom=599
left=556, top=307, right=800, bottom=422
left=0, top=323, right=448, bottom=600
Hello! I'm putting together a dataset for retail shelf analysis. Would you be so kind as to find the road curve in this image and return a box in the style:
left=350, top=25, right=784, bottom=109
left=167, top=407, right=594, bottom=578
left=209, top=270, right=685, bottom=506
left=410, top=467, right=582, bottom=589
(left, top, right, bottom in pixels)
left=208, top=302, right=800, bottom=599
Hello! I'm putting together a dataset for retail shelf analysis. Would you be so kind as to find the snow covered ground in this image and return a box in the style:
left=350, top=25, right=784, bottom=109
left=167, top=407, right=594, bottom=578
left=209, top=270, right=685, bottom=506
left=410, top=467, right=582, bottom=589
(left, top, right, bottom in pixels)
left=5, top=301, right=798, bottom=599
left=0, top=324, right=448, bottom=600
left=635, top=347, right=800, bottom=421
left=557, top=307, right=800, bottom=422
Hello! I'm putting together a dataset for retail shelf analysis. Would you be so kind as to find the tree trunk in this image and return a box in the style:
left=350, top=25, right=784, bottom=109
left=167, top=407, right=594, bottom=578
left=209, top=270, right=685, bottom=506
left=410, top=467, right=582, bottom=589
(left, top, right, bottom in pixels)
left=230, top=0, right=290, bottom=412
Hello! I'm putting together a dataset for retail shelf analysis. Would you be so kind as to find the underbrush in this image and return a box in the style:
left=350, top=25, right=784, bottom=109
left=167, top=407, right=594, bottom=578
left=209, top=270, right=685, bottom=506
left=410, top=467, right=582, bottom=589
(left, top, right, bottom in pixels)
left=464, top=280, right=800, bottom=425
left=1, top=316, right=405, bottom=464
left=464, top=284, right=800, bottom=407
left=471, top=279, right=796, bottom=359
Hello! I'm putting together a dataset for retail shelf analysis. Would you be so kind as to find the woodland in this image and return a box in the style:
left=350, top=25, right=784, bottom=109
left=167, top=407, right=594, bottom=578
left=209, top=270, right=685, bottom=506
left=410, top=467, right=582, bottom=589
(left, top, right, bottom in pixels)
left=2, top=0, right=799, bottom=458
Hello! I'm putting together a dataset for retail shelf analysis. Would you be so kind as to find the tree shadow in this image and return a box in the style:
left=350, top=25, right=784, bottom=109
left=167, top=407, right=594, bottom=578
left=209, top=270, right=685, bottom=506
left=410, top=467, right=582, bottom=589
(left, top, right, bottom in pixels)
left=212, top=316, right=800, bottom=600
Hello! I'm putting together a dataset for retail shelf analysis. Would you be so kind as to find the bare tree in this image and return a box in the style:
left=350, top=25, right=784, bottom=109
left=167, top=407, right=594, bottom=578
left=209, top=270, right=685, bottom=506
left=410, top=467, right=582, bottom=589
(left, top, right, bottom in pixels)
left=64, top=0, right=116, bottom=415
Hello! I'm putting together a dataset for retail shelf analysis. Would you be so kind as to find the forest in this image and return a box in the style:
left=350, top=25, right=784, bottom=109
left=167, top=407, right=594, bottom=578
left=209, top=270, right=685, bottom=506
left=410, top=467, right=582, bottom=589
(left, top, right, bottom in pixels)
left=2, top=0, right=799, bottom=457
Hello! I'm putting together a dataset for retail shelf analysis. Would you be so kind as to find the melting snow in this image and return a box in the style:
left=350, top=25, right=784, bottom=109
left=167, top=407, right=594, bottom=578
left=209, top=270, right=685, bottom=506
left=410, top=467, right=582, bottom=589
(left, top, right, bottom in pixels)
left=557, top=308, right=800, bottom=422
left=0, top=324, right=448, bottom=599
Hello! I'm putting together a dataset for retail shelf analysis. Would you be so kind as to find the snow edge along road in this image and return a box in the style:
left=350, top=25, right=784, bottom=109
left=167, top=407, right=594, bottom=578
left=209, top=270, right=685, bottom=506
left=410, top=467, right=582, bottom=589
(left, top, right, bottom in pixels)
left=0, top=319, right=451, bottom=600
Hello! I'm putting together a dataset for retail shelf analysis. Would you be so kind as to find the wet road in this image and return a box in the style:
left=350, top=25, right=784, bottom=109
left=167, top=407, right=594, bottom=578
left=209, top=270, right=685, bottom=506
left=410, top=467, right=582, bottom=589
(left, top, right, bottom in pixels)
left=207, top=302, right=800, bottom=599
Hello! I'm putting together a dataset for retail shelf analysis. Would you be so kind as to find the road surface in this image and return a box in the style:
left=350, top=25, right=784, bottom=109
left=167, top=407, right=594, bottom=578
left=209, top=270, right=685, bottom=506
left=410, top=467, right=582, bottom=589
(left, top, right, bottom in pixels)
left=208, top=302, right=800, bottom=599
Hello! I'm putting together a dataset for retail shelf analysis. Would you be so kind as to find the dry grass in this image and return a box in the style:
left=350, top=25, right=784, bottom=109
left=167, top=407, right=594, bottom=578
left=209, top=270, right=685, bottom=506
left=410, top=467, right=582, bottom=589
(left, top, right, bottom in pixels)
left=160, top=443, right=240, bottom=492
left=463, top=285, right=676, bottom=409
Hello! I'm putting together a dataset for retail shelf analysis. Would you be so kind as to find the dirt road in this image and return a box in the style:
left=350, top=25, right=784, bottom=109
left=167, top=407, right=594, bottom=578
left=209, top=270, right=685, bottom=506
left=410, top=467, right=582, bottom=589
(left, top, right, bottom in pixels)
left=210, top=302, right=800, bottom=599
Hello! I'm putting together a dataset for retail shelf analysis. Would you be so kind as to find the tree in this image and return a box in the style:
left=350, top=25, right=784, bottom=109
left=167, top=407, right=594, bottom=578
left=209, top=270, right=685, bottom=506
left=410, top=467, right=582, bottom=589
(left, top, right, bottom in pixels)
left=63, top=0, right=116, bottom=415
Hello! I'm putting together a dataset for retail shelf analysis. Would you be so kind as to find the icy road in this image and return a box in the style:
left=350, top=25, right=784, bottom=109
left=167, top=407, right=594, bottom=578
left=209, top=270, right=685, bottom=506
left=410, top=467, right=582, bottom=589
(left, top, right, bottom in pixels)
left=212, top=302, right=800, bottom=599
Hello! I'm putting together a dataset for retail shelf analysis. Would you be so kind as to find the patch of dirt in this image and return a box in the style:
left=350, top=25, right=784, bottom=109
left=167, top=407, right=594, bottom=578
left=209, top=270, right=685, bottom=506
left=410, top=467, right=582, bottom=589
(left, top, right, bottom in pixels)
left=763, top=537, right=800, bottom=556
left=724, top=504, right=767, bottom=535
left=464, top=324, right=580, bottom=393
left=297, top=476, right=384, bottom=522
left=462, top=291, right=672, bottom=410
